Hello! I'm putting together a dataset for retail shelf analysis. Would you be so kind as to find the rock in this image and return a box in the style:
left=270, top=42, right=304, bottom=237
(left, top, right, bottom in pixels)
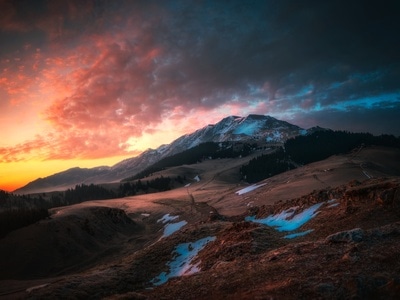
left=325, top=228, right=364, bottom=243
left=377, top=188, right=400, bottom=209
left=369, top=222, right=400, bottom=238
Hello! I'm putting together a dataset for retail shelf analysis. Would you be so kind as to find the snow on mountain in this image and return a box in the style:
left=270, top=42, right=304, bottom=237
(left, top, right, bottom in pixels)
left=14, top=114, right=307, bottom=194
left=160, top=114, right=303, bottom=155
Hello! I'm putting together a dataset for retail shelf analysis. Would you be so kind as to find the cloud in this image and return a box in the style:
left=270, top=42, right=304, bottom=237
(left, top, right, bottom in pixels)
left=0, top=128, right=144, bottom=163
left=286, top=96, right=400, bottom=136
left=1, top=0, right=399, bottom=163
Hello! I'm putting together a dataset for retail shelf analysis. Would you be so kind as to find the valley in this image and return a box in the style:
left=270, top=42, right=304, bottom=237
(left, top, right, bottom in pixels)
left=1, top=145, right=400, bottom=299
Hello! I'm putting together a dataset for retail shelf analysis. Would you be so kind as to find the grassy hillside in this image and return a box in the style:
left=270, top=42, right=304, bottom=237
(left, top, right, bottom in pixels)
left=123, top=141, right=253, bottom=181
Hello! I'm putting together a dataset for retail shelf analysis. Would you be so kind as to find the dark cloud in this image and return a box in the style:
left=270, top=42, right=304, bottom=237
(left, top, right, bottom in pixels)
left=1, top=0, right=399, bottom=162
left=145, top=0, right=400, bottom=111
left=294, top=100, right=400, bottom=136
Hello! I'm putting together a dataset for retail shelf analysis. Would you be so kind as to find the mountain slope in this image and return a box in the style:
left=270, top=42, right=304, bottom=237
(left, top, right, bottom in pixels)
left=2, top=146, right=400, bottom=298
left=14, top=114, right=306, bottom=194
left=8, top=174, right=400, bottom=299
left=161, top=114, right=303, bottom=156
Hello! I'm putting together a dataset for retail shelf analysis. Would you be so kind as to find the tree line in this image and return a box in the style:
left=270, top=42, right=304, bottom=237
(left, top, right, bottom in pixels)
left=241, top=130, right=400, bottom=183
left=240, top=148, right=295, bottom=183
left=0, top=174, right=188, bottom=238
left=0, top=191, right=50, bottom=238
left=118, top=175, right=186, bottom=196
left=285, top=131, right=400, bottom=165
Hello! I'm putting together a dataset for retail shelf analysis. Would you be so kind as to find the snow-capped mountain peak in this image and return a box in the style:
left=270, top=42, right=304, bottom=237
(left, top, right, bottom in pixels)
left=14, top=114, right=306, bottom=194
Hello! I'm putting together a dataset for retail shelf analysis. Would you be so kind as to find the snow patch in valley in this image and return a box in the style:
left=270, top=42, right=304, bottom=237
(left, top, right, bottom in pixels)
left=158, top=214, right=179, bottom=224
left=284, top=229, right=314, bottom=239
left=151, top=236, right=216, bottom=286
left=246, top=202, right=324, bottom=232
left=163, top=221, right=188, bottom=237
left=157, top=214, right=187, bottom=238
left=193, top=175, right=201, bottom=182
left=236, top=183, right=267, bottom=195
left=246, top=200, right=340, bottom=238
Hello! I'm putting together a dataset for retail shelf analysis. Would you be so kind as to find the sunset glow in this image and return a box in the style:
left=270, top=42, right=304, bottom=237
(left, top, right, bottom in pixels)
left=1, top=0, right=399, bottom=191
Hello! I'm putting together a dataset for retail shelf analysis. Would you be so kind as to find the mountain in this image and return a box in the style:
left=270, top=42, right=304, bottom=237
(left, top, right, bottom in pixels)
left=13, top=166, right=111, bottom=195
left=14, top=114, right=307, bottom=194
left=156, top=114, right=305, bottom=157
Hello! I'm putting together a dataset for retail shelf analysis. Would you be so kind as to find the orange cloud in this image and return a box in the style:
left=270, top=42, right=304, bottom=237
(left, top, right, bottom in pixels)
left=1, top=2, right=261, bottom=164
left=0, top=126, right=144, bottom=164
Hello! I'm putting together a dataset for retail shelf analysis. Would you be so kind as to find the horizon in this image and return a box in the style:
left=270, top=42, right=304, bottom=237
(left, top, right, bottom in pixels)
left=1, top=0, right=399, bottom=191
left=7, top=114, right=400, bottom=193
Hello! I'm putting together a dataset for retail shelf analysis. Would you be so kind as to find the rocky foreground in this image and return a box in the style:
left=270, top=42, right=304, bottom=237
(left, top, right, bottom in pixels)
left=16, top=177, right=399, bottom=299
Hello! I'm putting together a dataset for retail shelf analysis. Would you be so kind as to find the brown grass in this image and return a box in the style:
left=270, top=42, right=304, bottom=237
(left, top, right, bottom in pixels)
left=1, top=146, right=400, bottom=299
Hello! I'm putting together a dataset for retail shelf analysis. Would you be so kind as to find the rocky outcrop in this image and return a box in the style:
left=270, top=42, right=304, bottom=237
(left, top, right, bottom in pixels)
left=325, top=228, right=364, bottom=243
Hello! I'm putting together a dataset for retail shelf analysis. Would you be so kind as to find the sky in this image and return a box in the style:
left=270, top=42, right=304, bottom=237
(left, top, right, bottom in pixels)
left=0, top=0, right=399, bottom=191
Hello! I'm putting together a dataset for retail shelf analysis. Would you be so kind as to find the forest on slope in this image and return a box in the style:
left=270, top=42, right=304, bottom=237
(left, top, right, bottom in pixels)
left=240, top=131, right=400, bottom=183
left=123, top=141, right=253, bottom=181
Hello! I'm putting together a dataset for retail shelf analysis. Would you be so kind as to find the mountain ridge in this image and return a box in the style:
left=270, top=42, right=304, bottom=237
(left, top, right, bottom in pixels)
left=14, top=114, right=308, bottom=194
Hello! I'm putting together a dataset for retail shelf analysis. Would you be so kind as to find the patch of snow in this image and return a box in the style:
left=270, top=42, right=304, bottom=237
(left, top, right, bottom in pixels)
left=189, top=137, right=202, bottom=149
left=158, top=214, right=179, bottom=224
left=326, top=199, right=339, bottom=208
left=156, top=144, right=169, bottom=155
left=193, top=175, right=200, bottom=182
left=184, top=183, right=191, bottom=187
left=299, top=129, right=308, bottom=136
left=26, top=283, right=50, bottom=293
left=163, top=220, right=188, bottom=237
left=284, top=229, right=314, bottom=239
left=273, top=130, right=282, bottom=140
left=362, top=170, right=372, bottom=179
left=141, top=213, right=150, bottom=217
left=157, top=214, right=187, bottom=238
left=266, top=130, right=284, bottom=142
left=245, top=202, right=323, bottom=232
left=151, top=236, right=216, bottom=286
left=233, top=121, right=262, bottom=135
left=236, top=183, right=267, bottom=195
